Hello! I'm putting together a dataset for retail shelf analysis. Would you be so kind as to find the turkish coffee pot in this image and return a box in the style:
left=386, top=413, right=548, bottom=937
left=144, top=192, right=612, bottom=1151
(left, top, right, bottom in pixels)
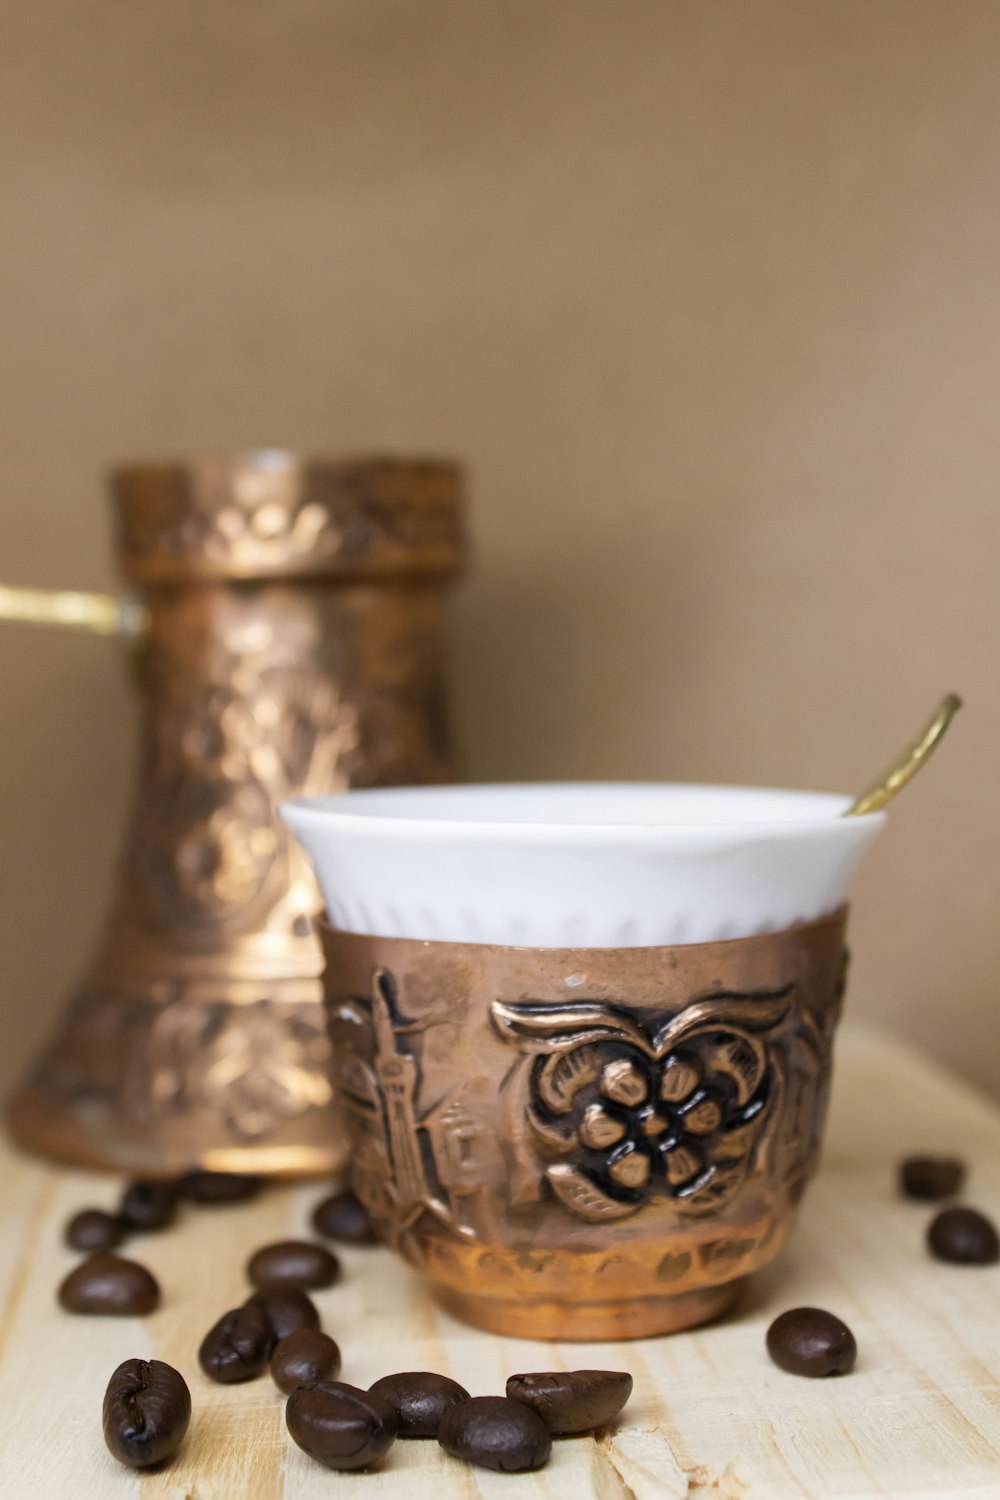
left=3, top=451, right=464, bottom=1177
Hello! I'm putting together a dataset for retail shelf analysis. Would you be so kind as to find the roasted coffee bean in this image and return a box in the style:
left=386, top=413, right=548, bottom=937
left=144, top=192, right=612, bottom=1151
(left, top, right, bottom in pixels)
left=286, top=1381, right=398, bottom=1470
left=198, top=1303, right=274, bottom=1383
left=247, top=1240, right=340, bottom=1291
left=438, top=1396, right=552, bottom=1473
left=271, top=1330, right=342, bottom=1395
left=312, top=1189, right=380, bottom=1246
left=102, top=1358, right=191, bottom=1469
left=927, top=1206, right=1000, bottom=1264
left=178, top=1170, right=262, bottom=1204
left=65, top=1209, right=124, bottom=1253
left=248, top=1286, right=321, bottom=1342
left=59, top=1255, right=160, bottom=1316
left=766, top=1308, right=857, bottom=1377
left=506, top=1369, right=633, bottom=1435
left=900, top=1155, right=965, bottom=1201
left=119, top=1181, right=179, bottom=1233
left=368, top=1371, right=470, bottom=1438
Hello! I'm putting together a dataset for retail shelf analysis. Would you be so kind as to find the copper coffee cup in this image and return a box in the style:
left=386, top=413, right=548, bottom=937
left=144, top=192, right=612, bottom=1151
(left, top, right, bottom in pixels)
left=319, top=911, right=848, bottom=1340
left=287, top=782, right=881, bottom=1339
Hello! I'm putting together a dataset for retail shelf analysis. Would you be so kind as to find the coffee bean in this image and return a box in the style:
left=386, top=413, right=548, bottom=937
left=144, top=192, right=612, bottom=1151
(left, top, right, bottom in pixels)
left=286, top=1381, right=398, bottom=1470
left=312, top=1189, right=380, bottom=1246
left=119, top=1181, right=179, bottom=1233
left=247, top=1240, right=340, bottom=1291
left=198, top=1303, right=274, bottom=1383
left=505, top=1369, right=633, bottom=1435
left=368, top=1372, right=470, bottom=1438
left=65, top=1209, right=124, bottom=1253
left=438, top=1396, right=552, bottom=1472
left=900, top=1156, right=965, bottom=1201
left=248, top=1286, right=320, bottom=1342
left=928, top=1206, right=1000, bottom=1264
left=766, top=1308, right=857, bottom=1377
left=59, top=1255, right=160, bottom=1316
left=178, top=1170, right=262, bottom=1204
left=271, top=1330, right=342, bottom=1395
left=102, top=1358, right=191, bottom=1468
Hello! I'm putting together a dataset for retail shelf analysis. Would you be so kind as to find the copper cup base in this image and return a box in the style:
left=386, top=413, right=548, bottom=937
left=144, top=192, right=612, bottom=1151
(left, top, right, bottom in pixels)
left=434, top=1279, right=744, bottom=1341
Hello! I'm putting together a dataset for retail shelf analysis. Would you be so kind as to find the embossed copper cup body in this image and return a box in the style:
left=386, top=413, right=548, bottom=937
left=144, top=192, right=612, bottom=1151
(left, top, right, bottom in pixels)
left=6, top=452, right=464, bottom=1178
left=320, top=913, right=849, bottom=1339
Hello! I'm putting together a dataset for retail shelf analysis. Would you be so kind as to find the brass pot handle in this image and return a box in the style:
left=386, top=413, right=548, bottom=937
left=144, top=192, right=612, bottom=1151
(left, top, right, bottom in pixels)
left=0, top=585, right=148, bottom=639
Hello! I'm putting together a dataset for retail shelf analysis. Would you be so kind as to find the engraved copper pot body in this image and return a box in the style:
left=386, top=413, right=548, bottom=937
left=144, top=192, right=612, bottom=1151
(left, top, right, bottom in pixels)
left=320, top=912, right=848, bottom=1340
left=5, top=452, right=464, bottom=1177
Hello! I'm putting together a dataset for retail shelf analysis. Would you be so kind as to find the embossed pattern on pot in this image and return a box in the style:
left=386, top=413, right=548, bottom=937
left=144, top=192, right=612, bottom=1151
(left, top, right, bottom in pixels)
left=7, top=453, right=465, bottom=1178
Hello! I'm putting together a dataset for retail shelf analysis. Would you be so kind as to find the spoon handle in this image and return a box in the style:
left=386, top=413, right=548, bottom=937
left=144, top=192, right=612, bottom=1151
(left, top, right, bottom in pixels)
left=844, top=693, right=963, bottom=817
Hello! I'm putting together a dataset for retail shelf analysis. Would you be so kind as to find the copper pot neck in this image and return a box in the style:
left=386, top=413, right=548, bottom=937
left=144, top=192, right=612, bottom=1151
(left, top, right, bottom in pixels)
left=112, top=451, right=465, bottom=586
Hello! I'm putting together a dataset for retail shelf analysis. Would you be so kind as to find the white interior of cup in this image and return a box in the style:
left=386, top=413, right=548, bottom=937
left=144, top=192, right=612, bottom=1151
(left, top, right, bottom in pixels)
left=281, top=782, right=885, bottom=947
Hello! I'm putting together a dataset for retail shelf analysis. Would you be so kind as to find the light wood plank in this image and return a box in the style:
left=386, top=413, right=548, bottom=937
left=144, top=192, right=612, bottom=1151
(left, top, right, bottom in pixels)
left=2, top=1022, right=1000, bottom=1498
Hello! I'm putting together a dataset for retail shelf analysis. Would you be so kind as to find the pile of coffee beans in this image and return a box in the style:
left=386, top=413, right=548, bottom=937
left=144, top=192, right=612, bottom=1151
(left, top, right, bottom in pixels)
left=505, top=1369, right=635, bottom=1434
left=247, top=1239, right=340, bottom=1291
left=57, top=1170, right=265, bottom=1319
left=271, top=1330, right=342, bottom=1394
left=178, top=1170, right=263, bottom=1204
left=899, top=1152, right=999, bottom=1265
left=764, top=1152, right=1000, bottom=1381
left=68, top=1172, right=636, bottom=1475
left=249, top=1285, right=321, bottom=1341
left=766, top=1308, right=857, bottom=1377
left=60, top=1148, right=999, bottom=1473
left=899, top=1154, right=965, bottom=1201
left=199, top=1302, right=275, bottom=1384
left=60, top=1255, right=160, bottom=1316
left=279, top=1369, right=632, bottom=1473
left=65, top=1208, right=124, bottom=1253
left=286, top=1381, right=400, bottom=1470
left=438, top=1396, right=551, bottom=1472
left=312, top=1188, right=382, bottom=1245
left=119, top=1180, right=178, bottom=1232
left=368, top=1371, right=469, bottom=1437
left=927, top=1206, right=999, bottom=1264
left=103, top=1358, right=191, bottom=1469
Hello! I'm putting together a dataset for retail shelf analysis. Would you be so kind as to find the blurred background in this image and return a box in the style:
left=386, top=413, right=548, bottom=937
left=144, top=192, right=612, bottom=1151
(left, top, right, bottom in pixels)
left=0, top=0, right=996, bottom=1097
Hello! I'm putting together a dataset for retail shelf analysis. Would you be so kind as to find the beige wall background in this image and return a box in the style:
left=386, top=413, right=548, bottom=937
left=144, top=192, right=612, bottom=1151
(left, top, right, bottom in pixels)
left=0, top=0, right=997, bottom=1099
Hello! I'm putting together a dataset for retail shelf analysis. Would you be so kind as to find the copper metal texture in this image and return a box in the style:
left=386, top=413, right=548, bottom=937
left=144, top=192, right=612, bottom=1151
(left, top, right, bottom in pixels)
left=321, top=910, right=848, bottom=1340
left=7, top=452, right=464, bottom=1178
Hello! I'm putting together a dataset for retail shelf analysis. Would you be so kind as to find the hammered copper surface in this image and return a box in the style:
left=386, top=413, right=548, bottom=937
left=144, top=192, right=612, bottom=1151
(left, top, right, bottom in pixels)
left=7, top=452, right=464, bottom=1177
left=321, top=911, right=848, bottom=1339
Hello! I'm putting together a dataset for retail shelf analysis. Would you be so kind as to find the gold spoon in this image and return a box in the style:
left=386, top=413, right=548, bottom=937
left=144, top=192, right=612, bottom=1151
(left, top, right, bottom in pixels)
left=844, top=693, right=963, bottom=817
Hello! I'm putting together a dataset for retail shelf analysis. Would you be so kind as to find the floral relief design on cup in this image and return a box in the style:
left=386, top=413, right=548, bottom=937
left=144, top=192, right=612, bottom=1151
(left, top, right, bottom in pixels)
left=491, top=989, right=794, bottom=1222
left=330, top=969, right=486, bottom=1243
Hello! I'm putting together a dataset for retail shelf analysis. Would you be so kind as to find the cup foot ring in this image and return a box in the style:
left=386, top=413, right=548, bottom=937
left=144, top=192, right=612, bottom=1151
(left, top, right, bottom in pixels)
left=433, top=1279, right=745, bottom=1341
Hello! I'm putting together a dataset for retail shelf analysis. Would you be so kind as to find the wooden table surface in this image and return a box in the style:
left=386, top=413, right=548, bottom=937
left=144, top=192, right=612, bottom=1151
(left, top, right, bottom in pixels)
left=2, top=1023, right=1000, bottom=1499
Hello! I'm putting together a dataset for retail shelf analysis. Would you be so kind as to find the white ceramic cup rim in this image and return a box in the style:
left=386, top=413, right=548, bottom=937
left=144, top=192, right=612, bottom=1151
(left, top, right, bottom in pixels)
left=284, top=782, right=882, bottom=837
left=281, top=783, right=886, bottom=949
